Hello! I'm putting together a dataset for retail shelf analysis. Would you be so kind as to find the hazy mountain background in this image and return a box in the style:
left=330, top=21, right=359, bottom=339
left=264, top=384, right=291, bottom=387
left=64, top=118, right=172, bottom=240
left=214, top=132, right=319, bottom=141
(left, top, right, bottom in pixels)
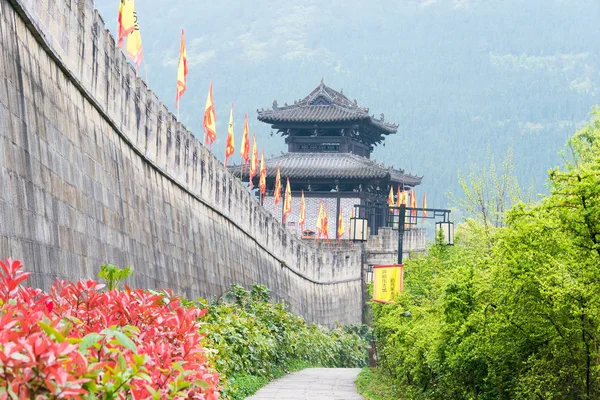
left=96, top=0, right=600, bottom=211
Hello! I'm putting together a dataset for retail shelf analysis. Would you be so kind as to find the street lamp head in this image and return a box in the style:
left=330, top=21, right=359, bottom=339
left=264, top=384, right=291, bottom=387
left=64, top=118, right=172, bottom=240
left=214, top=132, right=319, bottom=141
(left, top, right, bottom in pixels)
left=435, top=221, right=455, bottom=246
left=350, top=217, right=369, bottom=242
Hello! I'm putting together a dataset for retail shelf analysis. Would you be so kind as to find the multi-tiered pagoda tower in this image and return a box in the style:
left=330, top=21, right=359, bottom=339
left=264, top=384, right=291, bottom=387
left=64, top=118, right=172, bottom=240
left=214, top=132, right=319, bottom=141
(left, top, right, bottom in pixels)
left=235, top=81, right=422, bottom=239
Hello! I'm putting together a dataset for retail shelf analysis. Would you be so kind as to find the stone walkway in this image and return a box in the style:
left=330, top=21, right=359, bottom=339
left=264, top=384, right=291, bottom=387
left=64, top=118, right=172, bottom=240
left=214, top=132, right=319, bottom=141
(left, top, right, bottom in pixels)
left=246, top=368, right=364, bottom=400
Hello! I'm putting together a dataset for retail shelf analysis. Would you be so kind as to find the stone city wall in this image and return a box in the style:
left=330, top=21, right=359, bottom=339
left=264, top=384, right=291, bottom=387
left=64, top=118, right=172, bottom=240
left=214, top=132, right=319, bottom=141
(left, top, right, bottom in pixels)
left=0, top=0, right=363, bottom=326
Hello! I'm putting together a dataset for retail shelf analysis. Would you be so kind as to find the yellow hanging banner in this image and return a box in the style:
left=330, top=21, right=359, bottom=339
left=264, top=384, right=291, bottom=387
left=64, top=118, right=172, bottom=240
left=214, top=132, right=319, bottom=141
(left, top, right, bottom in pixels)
left=373, top=264, right=404, bottom=303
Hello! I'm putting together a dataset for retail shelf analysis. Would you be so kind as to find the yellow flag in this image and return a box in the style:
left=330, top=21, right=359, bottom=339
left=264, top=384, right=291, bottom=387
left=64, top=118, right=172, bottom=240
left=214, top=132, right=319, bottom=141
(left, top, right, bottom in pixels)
left=283, top=178, right=292, bottom=222
left=126, top=22, right=143, bottom=73
left=259, top=150, right=266, bottom=195
left=373, top=265, right=404, bottom=303
left=117, top=0, right=135, bottom=48
left=274, top=165, right=282, bottom=205
left=203, top=82, right=217, bottom=148
left=337, top=204, right=345, bottom=244
left=118, top=0, right=143, bottom=74
left=388, top=186, right=394, bottom=206
left=316, top=201, right=324, bottom=240
left=249, top=134, right=258, bottom=187
left=240, top=115, right=250, bottom=164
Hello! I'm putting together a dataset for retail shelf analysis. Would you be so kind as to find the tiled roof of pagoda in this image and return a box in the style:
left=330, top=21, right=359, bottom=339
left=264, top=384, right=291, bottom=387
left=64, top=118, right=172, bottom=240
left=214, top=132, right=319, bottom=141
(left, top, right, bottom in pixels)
left=230, top=152, right=422, bottom=186
left=256, top=82, right=398, bottom=135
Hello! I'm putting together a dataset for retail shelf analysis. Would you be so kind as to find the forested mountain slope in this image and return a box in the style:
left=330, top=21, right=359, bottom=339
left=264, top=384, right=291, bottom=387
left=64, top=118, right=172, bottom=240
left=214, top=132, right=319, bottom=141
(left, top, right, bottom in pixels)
left=96, top=0, right=600, bottom=209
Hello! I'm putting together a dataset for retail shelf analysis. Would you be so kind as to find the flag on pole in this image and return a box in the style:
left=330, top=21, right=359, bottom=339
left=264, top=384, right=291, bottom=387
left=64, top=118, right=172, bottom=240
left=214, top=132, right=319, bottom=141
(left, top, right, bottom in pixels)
left=259, top=151, right=267, bottom=195
left=125, top=7, right=143, bottom=74
left=283, top=178, right=292, bottom=223
left=225, top=104, right=235, bottom=166
left=422, top=192, right=428, bottom=221
left=175, top=29, right=188, bottom=109
left=203, top=82, right=216, bottom=149
left=396, top=185, right=402, bottom=208
left=388, top=186, right=394, bottom=207
left=117, top=0, right=143, bottom=74
left=316, top=201, right=324, bottom=241
left=337, top=204, right=345, bottom=244
left=240, top=115, right=250, bottom=165
left=299, top=190, right=306, bottom=230
left=323, top=203, right=330, bottom=243
left=249, top=134, right=258, bottom=187
left=410, top=189, right=417, bottom=225
left=274, top=165, right=282, bottom=205
left=117, top=0, right=136, bottom=49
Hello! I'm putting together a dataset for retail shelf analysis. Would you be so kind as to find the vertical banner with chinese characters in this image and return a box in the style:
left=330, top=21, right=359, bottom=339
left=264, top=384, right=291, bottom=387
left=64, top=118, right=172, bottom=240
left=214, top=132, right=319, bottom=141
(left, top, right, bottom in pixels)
left=372, top=264, right=404, bottom=303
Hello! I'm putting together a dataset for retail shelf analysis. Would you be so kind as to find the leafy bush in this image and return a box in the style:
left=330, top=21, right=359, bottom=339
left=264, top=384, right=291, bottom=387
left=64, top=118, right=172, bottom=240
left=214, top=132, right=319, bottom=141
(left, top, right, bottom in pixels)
left=0, top=259, right=219, bottom=399
left=198, top=283, right=369, bottom=399
left=366, top=109, right=600, bottom=399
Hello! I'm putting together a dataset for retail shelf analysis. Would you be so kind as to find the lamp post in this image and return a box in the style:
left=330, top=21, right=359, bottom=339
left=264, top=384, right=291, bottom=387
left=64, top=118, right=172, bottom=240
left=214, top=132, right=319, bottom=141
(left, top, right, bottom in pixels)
left=395, top=204, right=454, bottom=264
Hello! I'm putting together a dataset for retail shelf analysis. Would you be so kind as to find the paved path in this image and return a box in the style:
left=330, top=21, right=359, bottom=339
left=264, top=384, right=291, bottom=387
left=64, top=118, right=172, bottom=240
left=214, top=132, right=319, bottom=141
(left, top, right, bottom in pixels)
left=246, top=368, right=363, bottom=400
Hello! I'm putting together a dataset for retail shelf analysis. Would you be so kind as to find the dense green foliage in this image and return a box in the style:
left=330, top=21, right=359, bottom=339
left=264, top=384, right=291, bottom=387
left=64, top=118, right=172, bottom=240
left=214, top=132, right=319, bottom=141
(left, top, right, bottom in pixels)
left=368, top=109, right=600, bottom=399
left=95, top=0, right=600, bottom=208
left=197, top=284, right=369, bottom=399
left=356, top=367, right=403, bottom=400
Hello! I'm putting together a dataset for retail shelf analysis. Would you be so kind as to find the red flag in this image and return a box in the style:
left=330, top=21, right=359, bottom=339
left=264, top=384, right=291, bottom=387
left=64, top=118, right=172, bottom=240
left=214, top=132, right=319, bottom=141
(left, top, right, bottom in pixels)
left=175, top=29, right=188, bottom=109
left=203, top=82, right=217, bottom=149
left=259, top=151, right=267, bottom=195
left=388, top=186, right=394, bottom=207
left=274, top=165, right=282, bottom=205
left=283, top=178, right=292, bottom=223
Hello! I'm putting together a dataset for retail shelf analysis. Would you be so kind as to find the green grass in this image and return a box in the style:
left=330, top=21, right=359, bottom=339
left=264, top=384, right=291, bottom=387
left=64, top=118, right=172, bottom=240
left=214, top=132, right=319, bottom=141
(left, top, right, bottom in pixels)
left=225, top=360, right=312, bottom=400
left=356, top=367, right=403, bottom=400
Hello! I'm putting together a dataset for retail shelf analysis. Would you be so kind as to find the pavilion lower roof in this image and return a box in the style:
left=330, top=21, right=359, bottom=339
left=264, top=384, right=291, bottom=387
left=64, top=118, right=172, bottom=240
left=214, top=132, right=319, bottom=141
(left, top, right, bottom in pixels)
left=229, top=152, right=422, bottom=186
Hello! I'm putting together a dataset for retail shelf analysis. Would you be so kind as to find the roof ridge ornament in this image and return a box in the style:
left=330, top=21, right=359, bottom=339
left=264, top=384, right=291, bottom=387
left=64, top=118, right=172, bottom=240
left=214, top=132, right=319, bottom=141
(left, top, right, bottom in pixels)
left=272, top=100, right=278, bottom=110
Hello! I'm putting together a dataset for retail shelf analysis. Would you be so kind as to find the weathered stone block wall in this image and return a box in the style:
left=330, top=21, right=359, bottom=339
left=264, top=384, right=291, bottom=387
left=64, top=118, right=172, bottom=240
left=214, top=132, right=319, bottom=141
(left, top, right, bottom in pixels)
left=0, top=0, right=362, bottom=326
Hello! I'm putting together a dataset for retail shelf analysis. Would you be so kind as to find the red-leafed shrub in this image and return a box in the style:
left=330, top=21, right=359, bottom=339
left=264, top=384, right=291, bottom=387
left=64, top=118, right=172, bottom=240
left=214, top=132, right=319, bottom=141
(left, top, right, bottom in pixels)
left=0, top=259, right=220, bottom=399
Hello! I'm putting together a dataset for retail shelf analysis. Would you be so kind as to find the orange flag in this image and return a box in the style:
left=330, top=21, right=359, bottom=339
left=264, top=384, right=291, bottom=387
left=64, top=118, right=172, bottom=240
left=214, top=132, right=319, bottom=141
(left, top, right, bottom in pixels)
left=240, top=115, right=250, bottom=165
left=175, top=30, right=188, bottom=108
left=259, top=151, right=267, bottom=195
left=388, top=186, right=394, bottom=207
left=274, top=165, right=282, bottom=205
left=337, top=204, right=345, bottom=244
left=323, top=203, right=330, bottom=242
left=299, top=190, right=306, bottom=228
left=396, top=186, right=402, bottom=207
left=117, top=0, right=135, bottom=49
left=283, top=178, right=292, bottom=223
left=225, top=104, right=235, bottom=166
left=203, top=82, right=217, bottom=149
left=422, top=192, right=428, bottom=221
left=316, top=201, right=324, bottom=241
left=249, top=134, right=258, bottom=187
